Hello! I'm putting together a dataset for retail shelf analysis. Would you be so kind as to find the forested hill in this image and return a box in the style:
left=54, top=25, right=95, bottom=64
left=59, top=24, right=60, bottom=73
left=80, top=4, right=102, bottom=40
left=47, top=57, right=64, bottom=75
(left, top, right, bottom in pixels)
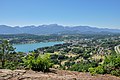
left=0, top=24, right=120, bottom=34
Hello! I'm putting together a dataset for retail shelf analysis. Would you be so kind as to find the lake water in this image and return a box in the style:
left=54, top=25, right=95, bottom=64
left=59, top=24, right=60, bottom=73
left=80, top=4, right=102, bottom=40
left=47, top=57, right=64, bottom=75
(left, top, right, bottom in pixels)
left=13, top=41, right=64, bottom=53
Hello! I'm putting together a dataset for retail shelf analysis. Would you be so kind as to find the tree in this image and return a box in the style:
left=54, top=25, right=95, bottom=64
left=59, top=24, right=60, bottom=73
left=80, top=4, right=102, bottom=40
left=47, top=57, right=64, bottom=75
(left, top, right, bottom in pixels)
left=0, top=40, right=14, bottom=68
left=72, top=48, right=83, bottom=54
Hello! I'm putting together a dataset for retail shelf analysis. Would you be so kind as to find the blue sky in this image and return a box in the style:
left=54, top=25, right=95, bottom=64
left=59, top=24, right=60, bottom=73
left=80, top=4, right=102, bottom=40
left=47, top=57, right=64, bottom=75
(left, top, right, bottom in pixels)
left=0, top=0, right=120, bottom=29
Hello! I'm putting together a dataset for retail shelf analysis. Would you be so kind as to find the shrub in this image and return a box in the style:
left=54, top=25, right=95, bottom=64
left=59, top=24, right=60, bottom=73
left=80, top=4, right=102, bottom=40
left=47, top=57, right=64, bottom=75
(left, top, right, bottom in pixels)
left=95, top=66, right=105, bottom=74
left=23, top=53, right=53, bottom=72
left=89, top=65, right=105, bottom=75
left=88, top=67, right=96, bottom=75
left=110, top=70, right=120, bottom=76
left=4, top=62, right=17, bottom=70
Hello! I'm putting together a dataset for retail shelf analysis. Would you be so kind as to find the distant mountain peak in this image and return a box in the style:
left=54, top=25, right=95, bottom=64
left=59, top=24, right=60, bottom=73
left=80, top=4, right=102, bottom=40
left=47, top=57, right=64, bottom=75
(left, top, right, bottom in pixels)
left=0, top=24, right=120, bottom=34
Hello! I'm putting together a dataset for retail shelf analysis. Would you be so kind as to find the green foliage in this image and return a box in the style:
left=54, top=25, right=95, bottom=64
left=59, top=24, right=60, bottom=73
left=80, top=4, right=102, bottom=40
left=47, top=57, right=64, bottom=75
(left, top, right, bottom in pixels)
left=51, top=59, right=59, bottom=64
left=110, top=70, right=120, bottom=76
left=4, top=62, right=18, bottom=70
left=103, top=54, right=120, bottom=76
left=70, top=61, right=97, bottom=72
left=88, top=66, right=105, bottom=75
left=58, top=55, right=68, bottom=60
left=0, top=40, right=15, bottom=68
left=22, top=53, right=34, bottom=69
left=46, top=48, right=54, bottom=53
left=95, top=66, right=105, bottom=74
left=64, top=61, right=75, bottom=67
left=89, top=53, right=120, bottom=76
left=50, top=54, right=58, bottom=59
left=0, top=40, right=53, bottom=71
left=61, top=48, right=71, bottom=53
left=82, top=53, right=90, bottom=59
left=72, top=48, right=83, bottom=54
left=23, top=53, right=53, bottom=72
left=88, top=67, right=96, bottom=75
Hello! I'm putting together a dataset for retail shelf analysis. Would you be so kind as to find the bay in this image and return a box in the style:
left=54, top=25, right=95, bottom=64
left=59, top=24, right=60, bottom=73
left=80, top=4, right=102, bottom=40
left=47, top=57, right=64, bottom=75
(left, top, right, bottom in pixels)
left=13, top=41, right=64, bottom=53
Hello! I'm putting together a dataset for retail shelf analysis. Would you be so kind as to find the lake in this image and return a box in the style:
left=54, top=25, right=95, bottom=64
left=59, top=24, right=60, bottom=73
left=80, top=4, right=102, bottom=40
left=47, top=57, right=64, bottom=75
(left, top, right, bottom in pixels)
left=13, top=41, right=64, bottom=53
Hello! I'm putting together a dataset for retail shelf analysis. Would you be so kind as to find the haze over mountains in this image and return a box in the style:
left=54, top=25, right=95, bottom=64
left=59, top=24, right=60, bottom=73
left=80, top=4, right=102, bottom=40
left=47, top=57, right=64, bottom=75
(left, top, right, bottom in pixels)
left=0, top=24, right=120, bottom=35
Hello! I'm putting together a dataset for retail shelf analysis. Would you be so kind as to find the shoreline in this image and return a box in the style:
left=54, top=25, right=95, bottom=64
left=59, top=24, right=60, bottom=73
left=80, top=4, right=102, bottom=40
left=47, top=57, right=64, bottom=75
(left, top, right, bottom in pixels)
left=12, top=41, right=65, bottom=46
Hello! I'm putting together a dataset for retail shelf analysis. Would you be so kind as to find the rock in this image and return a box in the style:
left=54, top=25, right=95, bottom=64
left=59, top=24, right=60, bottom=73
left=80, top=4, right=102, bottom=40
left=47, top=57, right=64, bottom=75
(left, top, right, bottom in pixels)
left=3, top=74, right=12, bottom=80
left=0, top=69, right=12, bottom=73
left=1, top=69, right=120, bottom=80
left=14, top=70, right=26, bottom=73
left=0, top=73, right=8, bottom=77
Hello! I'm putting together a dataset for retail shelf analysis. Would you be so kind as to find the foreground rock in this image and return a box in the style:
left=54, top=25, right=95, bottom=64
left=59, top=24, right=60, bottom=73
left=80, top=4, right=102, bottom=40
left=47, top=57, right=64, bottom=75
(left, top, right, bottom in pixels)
left=0, top=69, right=120, bottom=80
left=0, top=69, right=26, bottom=80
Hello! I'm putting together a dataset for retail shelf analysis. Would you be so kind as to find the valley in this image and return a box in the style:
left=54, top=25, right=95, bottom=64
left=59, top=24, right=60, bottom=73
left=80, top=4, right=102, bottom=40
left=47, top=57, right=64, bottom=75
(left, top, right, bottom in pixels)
left=0, top=33, right=120, bottom=79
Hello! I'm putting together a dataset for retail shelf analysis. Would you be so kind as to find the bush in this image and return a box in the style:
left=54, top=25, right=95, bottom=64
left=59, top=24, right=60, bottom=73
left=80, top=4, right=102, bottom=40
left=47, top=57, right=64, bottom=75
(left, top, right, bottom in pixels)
left=89, top=66, right=105, bottom=75
left=23, top=53, right=53, bottom=72
left=4, top=62, right=17, bottom=70
left=111, top=70, right=120, bottom=76
left=95, top=66, right=105, bottom=74
left=88, top=67, right=96, bottom=75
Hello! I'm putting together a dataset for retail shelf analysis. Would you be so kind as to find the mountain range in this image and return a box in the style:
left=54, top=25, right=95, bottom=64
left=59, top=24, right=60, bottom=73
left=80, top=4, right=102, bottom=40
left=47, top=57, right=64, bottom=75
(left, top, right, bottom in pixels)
left=0, top=24, right=120, bottom=35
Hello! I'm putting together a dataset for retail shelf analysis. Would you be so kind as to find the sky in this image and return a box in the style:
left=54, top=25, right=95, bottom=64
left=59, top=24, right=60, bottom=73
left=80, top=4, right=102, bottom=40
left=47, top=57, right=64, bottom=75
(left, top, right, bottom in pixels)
left=0, top=0, right=120, bottom=29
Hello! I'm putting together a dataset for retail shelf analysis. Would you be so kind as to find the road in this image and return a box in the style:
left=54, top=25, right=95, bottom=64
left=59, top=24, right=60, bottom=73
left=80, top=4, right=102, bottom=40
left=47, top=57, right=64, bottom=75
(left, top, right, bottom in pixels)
left=114, top=45, right=120, bottom=54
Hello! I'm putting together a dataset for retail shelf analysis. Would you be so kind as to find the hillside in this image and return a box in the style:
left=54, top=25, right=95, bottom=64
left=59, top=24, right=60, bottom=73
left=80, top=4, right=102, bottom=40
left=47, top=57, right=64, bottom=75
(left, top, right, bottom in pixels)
left=0, top=69, right=120, bottom=80
left=0, top=24, right=120, bottom=34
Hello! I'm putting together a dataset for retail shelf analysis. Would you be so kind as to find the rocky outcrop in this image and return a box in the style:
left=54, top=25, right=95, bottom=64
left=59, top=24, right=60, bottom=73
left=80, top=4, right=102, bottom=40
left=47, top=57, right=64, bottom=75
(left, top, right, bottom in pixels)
left=0, top=69, right=26, bottom=80
left=0, top=69, right=120, bottom=80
